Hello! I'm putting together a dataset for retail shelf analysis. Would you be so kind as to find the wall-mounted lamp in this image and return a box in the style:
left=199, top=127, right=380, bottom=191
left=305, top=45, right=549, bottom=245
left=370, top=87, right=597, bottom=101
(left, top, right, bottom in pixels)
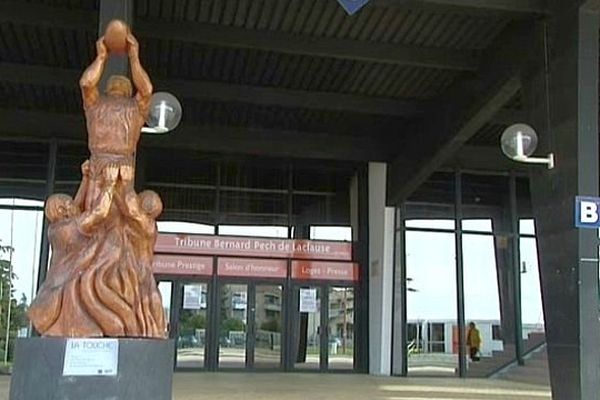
left=141, top=92, right=182, bottom=134
left=500, top=123, right=554, bottom=169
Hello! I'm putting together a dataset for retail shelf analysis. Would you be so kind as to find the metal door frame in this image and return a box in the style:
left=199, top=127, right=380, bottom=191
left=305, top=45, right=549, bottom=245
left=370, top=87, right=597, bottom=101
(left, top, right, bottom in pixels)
left=290, top=282, right=357, bottom=372
left=290, top=283, right=329, bottom=372
left=216, top=279, right=286, bottom=371
left=155, top=276, right=213, bottom=371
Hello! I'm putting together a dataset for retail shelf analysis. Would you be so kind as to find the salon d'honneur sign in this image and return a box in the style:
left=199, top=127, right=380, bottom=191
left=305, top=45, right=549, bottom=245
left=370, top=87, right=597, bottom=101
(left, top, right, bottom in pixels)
left=62, top=339, right=119, bottom=376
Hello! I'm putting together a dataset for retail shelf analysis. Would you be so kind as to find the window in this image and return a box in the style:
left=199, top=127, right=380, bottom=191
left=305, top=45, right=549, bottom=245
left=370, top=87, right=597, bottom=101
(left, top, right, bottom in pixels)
left=492, top=324, right=502, bottom=341
left=309, top=226, right=352, bottom=241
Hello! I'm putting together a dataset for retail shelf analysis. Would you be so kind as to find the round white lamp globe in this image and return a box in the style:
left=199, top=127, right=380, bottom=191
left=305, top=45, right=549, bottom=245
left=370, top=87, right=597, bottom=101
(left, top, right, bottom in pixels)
left=143, top=92, right=182, bottom=134
left=500, top=123, right=538, bottom=159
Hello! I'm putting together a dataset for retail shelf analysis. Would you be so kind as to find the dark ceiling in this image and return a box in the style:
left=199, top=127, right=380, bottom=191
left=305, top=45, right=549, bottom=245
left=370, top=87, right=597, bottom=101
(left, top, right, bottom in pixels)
left=0, top=0, right=545, bottom=203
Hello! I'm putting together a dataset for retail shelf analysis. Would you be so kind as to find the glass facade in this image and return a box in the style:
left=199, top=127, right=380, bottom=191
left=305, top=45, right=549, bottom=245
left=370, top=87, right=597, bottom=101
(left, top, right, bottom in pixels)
left=0, top=139, right=361, bottom=371
left=396, top=172, right=543, bottom=377
left=0, top=139, right=544, bottom=376
left=406, top=230, right=457, bottom=376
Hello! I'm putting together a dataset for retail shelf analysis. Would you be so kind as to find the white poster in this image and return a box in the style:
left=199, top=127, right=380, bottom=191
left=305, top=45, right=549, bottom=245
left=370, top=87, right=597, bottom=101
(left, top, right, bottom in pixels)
left=183, top=284, right=203, bottom=309
left=299, top=288, right=318, bottom=313
left=63, top=339, right=119, bottom=376
left=232, top=292, right=247, bottom=310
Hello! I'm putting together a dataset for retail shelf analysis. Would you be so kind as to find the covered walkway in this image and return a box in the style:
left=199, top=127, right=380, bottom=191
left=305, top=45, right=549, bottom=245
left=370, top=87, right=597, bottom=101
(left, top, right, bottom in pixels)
left=1, top=373, right=551, bottom=400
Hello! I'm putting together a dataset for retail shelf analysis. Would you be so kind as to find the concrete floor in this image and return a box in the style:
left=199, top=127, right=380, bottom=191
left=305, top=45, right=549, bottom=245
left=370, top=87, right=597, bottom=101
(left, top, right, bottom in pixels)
left=0, top=372, right=552, bottom=400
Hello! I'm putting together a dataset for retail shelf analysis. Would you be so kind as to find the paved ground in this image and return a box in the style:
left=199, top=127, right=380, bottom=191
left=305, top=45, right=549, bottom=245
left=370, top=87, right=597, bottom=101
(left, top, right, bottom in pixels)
left=0, top=372, right=552, bottom=400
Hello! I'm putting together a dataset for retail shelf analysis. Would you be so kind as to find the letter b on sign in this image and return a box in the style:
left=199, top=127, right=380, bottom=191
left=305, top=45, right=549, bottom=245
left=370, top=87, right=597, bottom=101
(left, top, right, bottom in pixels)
left=576, top=196, right=600, bottom=228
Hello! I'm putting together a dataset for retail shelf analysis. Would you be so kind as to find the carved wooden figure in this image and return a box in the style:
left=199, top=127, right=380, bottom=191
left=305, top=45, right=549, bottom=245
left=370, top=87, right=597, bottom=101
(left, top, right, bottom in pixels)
left=28, top=20, right=166, bottom=339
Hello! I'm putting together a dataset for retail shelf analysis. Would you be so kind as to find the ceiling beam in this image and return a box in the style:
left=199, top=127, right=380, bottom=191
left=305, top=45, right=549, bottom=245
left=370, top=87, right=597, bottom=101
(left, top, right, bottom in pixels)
left=424, top=0, right=543, bottom=13
left=97, top=0, right=133, bottom=87
left=387, top=22, right=533, bottom=204
left=145, top=126, right=388, bottom=162
left=0, top=2, right=94, bottom=30
left=373, top=0, right=546, bottom=16
left=443, top=144, right=530, bottom=173
left=490, top=108, right=526, bottom=125
left=158, top=78, right=426, bottom=117
left=0, top=2, right=478, bottom=72
left=0, top=108, right=388, bottom=162
left=134, top=19, right=478, bottom=72
left=0, top=62, right=425, bottom=117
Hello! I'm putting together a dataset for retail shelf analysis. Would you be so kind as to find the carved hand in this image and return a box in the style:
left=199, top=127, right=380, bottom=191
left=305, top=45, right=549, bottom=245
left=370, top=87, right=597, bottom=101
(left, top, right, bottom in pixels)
left=126, top=34, right=139, bottom=60
left=120, top=165, right=134, bottom=184
left=96, top=37, right=108, bottom=60
left=104, top=164, right=119, bottom=186
left=81, top=160, right=91, bottom=177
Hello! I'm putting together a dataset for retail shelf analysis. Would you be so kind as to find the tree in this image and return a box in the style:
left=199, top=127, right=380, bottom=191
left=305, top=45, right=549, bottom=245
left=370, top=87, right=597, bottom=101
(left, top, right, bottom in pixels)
left=0, top=242, right=28, bottom=362
left=221, top=317, right=245, bottom=334
left=180, top=311, right=206, bottom=334
left=260, top=319, right=281, bottom=333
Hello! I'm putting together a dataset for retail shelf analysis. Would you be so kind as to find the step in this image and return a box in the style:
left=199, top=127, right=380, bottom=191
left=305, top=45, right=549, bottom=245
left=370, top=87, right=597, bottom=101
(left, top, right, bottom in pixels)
left=500, top=371, right=550, bottom=386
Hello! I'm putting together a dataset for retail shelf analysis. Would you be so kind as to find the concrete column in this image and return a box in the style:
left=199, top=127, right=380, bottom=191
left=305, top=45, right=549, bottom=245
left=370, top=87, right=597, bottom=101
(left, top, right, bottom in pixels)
left=98, top=0, right=133, bottom=90
left=36, top=139, right=57, bottom=292
left=391, top=204, right=406, bottom=376
left=491, top=212, right=516, bottom=346
left=524, top=2, right=600, bottom=398
left=368, top=162, right=394, bottom=375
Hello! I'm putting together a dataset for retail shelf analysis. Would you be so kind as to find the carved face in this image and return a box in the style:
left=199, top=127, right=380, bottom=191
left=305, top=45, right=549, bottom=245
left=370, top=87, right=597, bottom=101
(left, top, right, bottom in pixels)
left=45, top=195, right=79, bottom=223
left=138, top=191, right=163, bottom=219
left=106, top=75, right=132, bottom=98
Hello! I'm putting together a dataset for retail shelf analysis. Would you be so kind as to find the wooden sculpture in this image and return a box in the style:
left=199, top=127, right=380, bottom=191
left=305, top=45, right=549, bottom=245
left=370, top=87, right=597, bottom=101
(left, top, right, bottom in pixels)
left=27, top=20, right=166, bottom=338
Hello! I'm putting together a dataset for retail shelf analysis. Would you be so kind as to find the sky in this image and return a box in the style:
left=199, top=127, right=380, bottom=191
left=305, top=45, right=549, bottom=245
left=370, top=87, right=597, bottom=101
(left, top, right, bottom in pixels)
left=406, top=220, right=543, bottom=325
left=0, top=199, right=44, bottom=305
left=0, top=198, right=543, bottom=329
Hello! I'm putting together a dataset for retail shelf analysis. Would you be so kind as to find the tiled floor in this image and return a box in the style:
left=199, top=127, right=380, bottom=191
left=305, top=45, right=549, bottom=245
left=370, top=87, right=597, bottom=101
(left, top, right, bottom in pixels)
left=0, top=372, right=552, bottom=400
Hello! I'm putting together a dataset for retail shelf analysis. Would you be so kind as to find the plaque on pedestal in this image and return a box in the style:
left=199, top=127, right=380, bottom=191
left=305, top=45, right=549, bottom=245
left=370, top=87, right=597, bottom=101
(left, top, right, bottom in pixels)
left=10, top=337, right=174, bottom=400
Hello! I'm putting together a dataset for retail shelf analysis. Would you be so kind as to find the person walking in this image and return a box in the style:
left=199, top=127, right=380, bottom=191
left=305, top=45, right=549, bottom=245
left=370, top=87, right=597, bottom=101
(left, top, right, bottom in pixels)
left=466, top=322, right=482, bottom=361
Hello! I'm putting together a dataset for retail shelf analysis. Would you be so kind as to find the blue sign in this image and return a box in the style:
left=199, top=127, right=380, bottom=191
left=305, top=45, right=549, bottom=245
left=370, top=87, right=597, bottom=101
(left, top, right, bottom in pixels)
left=575, top=196, right=600, bottom=228
left=337, top=0, right=370, bottom=15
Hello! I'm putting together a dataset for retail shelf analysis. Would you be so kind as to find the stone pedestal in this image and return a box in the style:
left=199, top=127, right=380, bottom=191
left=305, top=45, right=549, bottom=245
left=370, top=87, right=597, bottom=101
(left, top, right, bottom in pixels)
left=10, top=337, right=174, bottom=400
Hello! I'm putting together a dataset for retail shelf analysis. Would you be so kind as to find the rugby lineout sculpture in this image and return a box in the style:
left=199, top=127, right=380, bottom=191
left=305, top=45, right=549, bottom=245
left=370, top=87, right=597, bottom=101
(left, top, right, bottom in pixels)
left=27, top=20, right=166, bottom=338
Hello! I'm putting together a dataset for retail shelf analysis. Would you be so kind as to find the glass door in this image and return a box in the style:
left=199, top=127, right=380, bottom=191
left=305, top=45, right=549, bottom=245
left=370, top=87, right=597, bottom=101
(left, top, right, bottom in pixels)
left=218, top=283, right=249, bottom=368
left=292, top=285, right=324, bottom=370
left=327, top=286, right=354, bottom=370
left=157, top=281, right=173, bottom=337
left=218, top=282, right=284, bottom=369
left=175, top=281, right=209, bottom=369
left=253, top=284, right=283, bottom=369
left=291, top=285, right=356, bottom=371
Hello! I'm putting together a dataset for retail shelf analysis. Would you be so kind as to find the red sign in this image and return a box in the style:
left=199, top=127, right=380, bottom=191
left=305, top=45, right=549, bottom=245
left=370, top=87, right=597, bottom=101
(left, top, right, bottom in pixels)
left=152, top=254, right=213, bottom=276
left=217, top=258, right=287, bottom=278
left=291, top=261, right=359, bottom=282
left=155, top=234, right=352, bottom=261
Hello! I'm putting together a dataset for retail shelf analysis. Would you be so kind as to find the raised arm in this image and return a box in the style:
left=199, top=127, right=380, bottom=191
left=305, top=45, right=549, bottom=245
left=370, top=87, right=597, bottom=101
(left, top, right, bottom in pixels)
left=73, top=160, right=90, bottom=211
left=80, top=37, right=108, bottom=110
left=77, top=164, right=118, bottom=235
left=119, top=165, right=155, bottom=235
left=127, top=34, right=153, bottom=118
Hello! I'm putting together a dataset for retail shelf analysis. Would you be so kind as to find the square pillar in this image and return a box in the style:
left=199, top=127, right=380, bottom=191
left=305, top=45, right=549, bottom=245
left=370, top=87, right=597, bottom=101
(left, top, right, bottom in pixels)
left=525, top=2, right=600, bottom=398
left=368, top=162, right=394, bottom=375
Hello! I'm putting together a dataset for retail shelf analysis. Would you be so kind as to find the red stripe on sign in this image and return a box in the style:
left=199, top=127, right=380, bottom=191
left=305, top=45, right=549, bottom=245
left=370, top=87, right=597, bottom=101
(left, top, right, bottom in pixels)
left=152, top=254, right=213, bottom=276
left=217, top=258, right=287, bottom=278
left=291, top=261, right=358, bottom=282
